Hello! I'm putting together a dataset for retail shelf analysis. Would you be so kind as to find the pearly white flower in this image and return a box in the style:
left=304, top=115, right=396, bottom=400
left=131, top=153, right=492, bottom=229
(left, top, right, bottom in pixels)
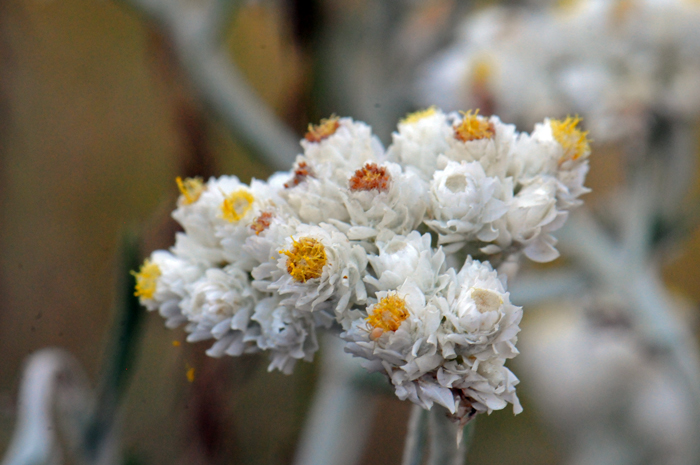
left=344, top=259, right=522, bottom=421
left=181, top=265, right=260, bottom=358
left=528, top=117, right=591, bottom=209
left=343, top=280, right=453, bottom=411
left=425, top=160, right=511, bottom=253
left=441, top=112, right=517, bottom=180
left=253, top=295, right=322, bottom=374
left=254, top=223, right=368, bottom=322
left=386, top=108, right=453, bottom=180
left=215, top=178, right=290, bottom=270
left=364, top=231, right=448, bottom=296
left=429, top=258, right=522, bottom=415
left=494, top=175, right=565, bottom=263
left=133, top=250, right=204, bottom=328
left=281, top=157, right=349, bottom=225
left=338, top=162, right=429, bottom=241
left=300, top=116, right=385, bottom=185
left=435, top=258, right=520, bottom=360
left=171, top=175, right=254, bottom=267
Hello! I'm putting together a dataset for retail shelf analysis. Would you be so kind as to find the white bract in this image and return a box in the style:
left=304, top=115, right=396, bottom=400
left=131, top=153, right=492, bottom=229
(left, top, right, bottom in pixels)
left=134, top=108, right=590, bottom=424
left=181, top=266, right=259, bottom=357
left=426, top=160, right=511, bottom=252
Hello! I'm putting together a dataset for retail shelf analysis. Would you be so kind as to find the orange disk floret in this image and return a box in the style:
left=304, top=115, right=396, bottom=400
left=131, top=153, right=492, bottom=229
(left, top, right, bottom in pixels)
left=349, top=163, right=391, bottom=192
left=550, top=116, right=590, bottom=163
left=250, top=211, right=273, bottom=235
left=366, top=294, right=409, bottom=333
left=305, top=116, right=340, bottom=143
left=281, top=237, right=327, bottom=283
left=131, top=259, right=161, bottom=299
left=285, top=161, right=314, bottom=188
left=453, top=109, right=495, bottom=142
left=176, top=176, right=205, bottom=205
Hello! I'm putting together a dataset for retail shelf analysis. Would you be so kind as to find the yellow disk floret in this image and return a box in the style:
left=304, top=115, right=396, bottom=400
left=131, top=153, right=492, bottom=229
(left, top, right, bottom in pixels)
left=367, top=294, right=409, bottom=333
left=281, top=237, right=327, bottom=283
left=176, top=176, right=205, bottom=205
left=221, top=189, right=255, bottom=222
left=401, top=106, right=437, bottom=125
left=453, top=109, right=495, bottom=142
left=550, top=116, right=590, bottom=162
left=132, top=259, right=161, bottom=299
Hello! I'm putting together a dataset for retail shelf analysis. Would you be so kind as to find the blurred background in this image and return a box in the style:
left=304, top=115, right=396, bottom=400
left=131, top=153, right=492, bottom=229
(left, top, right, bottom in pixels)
left=2, top=0, right=700, bottom=464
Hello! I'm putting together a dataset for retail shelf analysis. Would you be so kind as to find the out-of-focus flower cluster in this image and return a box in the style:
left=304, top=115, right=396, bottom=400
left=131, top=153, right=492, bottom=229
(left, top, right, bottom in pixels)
left=134, top=108, right=590, bottom=422
left=420, top=0, right=700, bottom=141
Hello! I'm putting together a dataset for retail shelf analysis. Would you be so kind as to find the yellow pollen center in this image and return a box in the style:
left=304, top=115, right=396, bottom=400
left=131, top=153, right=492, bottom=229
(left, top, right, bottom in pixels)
left=132, top=260, right=161, bottom=299
left=401, top=107, right=437, bottom=125
left=281, top=237, right=327, bottom=283
left=221, top=189, right=255, bottom=222
left=305, top=116, right=340, bottom=143
left=550, top=116, right=590, bottom=162
left=453, top=109, right=495, bottom=142
left=366, top=294, right=409, bottom=332
left=176, top=176, right=205, bottom=205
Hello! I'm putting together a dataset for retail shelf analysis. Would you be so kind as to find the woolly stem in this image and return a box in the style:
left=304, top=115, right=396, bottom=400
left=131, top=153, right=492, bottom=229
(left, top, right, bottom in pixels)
left=0, top=349, right=94, bottom=465
left=293, top=335, right=377, bottom=465
left=426, top=408, right=475, bottom=465
left=114, top=0, right=299, bottom=170
left=401, top=405, right=428, bottom=465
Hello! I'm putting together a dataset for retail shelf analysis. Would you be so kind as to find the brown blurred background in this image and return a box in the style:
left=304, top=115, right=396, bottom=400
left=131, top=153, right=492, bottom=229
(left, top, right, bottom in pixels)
left=1, top=1, right=699, bottom=464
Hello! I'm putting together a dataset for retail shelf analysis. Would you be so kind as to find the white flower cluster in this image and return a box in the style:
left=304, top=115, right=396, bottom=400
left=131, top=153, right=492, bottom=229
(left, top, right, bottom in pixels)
left=134, top=110, right=591, bottom=421
left=419, top=0, right=700, bottom=141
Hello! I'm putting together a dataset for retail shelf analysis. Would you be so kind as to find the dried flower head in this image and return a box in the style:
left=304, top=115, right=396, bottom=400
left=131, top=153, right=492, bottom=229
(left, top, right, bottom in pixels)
left=285, top=161, right=314, bottom=188
left=349, top=163, right=391, bottom=192
left=250, top=211, right=274, bottom=235
left=305, top=116, right=341, bottom=143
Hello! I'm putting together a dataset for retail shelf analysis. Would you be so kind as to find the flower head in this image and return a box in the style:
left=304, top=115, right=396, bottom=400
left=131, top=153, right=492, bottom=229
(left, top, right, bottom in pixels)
left=136, top=108, right=592, bottom=422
